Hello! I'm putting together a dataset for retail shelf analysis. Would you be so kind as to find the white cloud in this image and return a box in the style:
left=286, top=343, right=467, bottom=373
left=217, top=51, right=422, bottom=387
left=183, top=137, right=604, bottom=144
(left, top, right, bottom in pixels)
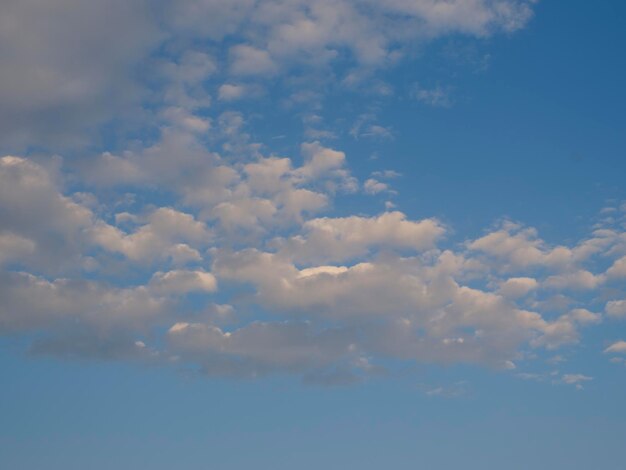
left=469, top=222, right=574, bottom=271
left=498, top=277, right=538, bottom=299
left=0, top=271, right=167, bottom=334
left=531, top=309, right=600, bottom=350
left=2, top=143, right=621, bottom=382
left=9, top=1, right=626, bottom=385
left=91, top=207, right=212, bottom=264
left=372, top=170, right=402, bottom=179
left=218, top=84, right=247, bottom=101
left=150, top=270, right=218, bottom=295
left=1, top=0, right=538, bottom=151
left=0, top=156, right=95, bottom=271
left=224, top=0, right=535, bottom=73
left=607, top=255, right=626, bottom=279
left=363, top=178, right=390, bottom=195
left=604, top=341, right=626, bottom=355
left=278, top=211, right=444, bottom=264
left=561, top=374, right=592, bottom=386
left=606, top=300, right=626, bottom=318
left=544, top=270, right=605, bottom=291
left=230, top=45, right=278, bottom=76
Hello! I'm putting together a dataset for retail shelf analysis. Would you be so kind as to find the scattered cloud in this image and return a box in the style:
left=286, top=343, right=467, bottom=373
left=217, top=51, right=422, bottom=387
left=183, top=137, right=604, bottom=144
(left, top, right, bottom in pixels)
left=411, top=83, right=454, bottom=108
left=561, top=374, right=593, bottom=390
left=5, top=1, right=624, bottom=387
left=604, top=341, right=626, bottom=355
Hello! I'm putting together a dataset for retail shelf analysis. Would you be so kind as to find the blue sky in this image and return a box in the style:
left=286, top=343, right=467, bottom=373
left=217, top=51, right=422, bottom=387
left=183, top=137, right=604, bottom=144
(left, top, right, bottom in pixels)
left=1, top=1, right=625, bottom=468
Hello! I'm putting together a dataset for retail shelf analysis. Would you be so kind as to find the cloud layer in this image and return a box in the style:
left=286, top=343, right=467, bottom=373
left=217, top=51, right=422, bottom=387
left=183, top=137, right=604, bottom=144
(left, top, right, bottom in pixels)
left=2, top=0, right=625, bottom=385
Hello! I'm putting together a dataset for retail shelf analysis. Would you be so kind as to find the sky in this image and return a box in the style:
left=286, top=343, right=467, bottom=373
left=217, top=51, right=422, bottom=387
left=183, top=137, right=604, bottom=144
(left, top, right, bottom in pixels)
left=0, top=1, right=625, bottom=468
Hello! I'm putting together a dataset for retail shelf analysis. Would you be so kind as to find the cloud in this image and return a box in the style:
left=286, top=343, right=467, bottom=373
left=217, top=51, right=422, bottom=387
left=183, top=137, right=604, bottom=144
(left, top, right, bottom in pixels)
left=0, top=0, right=160, bottom=149
left=220, top=0, right=536, bottom=73
left=276, top=211, right=444, bottom=264
left=604, top=341, right=626, bottom=355
left=412, top=83, right=454, bottom=108
left=0, top=0, right=539, bottom=152
left=607, top=255, right=626, bottom=279
left=498, top=277, right=538, bottom=299
left=218, top=84, right=248, bottom=101
left=149, top=270, right=218, bottom=295
left=363, top=179, right=390, bottom=195
left=561, top=374, right=592, bottom=389
left=0, top=0, right=533, bottom=150
left=468, top=221, right=574, bottom=271
left=6, top=1, right=626, bottom=386
left=0, top=271, right=168, bottom=334
left=167, top=320, right=367, bottom=381
left=606, top=300, right=626, bottom=318
left=91, top=207, right=212, bottom=264
left=544, top=270, right=605, bottom=291
left=230, top=45, right=278, bottom=76
left=0, top=156, right=95, bottom=272
left=2, top=141, right=622, bottom=382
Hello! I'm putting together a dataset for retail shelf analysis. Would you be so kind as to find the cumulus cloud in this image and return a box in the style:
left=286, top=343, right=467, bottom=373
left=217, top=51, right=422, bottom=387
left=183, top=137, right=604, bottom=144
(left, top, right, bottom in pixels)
left=5, top=0, right=625, bottom=386
left=0, top=271, right=168, bottom=334
left=150, top=270, right=218, bottom=295
left=1, top=122, right=622, bottom=383
left=1, top=145, right=623, bottom=380
left=212, top=0, right=535, bottom=73
left=230, top=45, right=278, bottom=76
left=606, top=300, right=626, bottom=318
left=364, top=178, right=390, bottom=195
left=469, top=221, right=574, bottom=271
left=277, top=212, right=444, bottom=264
left=91, top=207, right=212, bottom=265
left=218, top=84, right=249, bottom=101
left=498, top=277, right=538, bottom=299
left=607, top=255, right=626, bottom=279
left=0, top=156, right=95, bottom=271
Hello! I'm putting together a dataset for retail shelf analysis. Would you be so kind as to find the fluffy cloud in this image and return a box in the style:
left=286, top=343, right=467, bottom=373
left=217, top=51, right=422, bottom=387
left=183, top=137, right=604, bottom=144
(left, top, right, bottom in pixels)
left=606, top=300, right=626, bottom=318
left=0, top=156, right=95, bottom=271
left=1, top=160, right=621, bottom=380
left=277, top=211, right=444, bottom=263
left=5, top=0, right=626, bottom=385
left=469, top=222, right=574, bottom=271
left=498, top=277, right=538, bottom=299
left=1, top=137, right=622, bottom=382
left=91, top=208, right=211, bottom=264
left=150, top=270, right=218, bottom=295
left=0, top=271, right=167, bottom=334
left=607, top=255, right=626, bottom=279
left=200, top=0, right=535, bottom=73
